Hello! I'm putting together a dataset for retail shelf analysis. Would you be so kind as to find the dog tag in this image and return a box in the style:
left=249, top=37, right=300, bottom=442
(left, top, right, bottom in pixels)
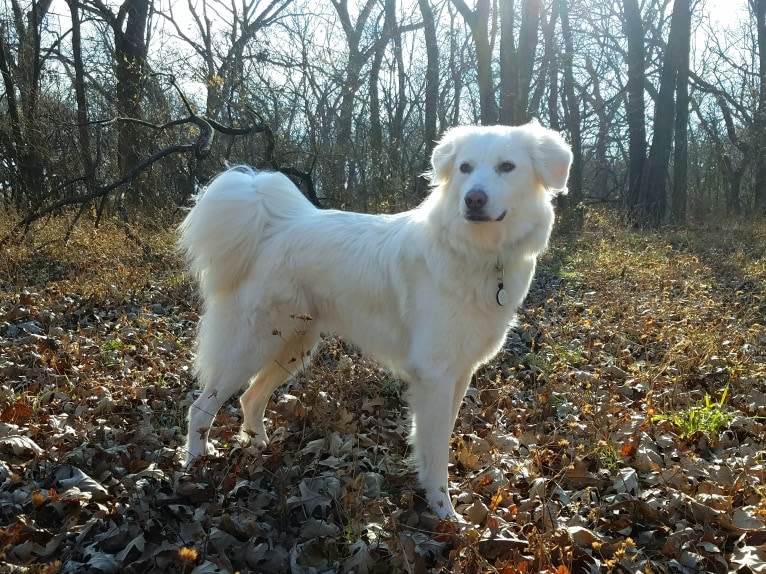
left=496, top=284, right=508, bottom=306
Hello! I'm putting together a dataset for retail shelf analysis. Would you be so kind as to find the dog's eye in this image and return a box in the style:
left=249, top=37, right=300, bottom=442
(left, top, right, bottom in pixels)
left=459, top=162, right=473, bottom=174
left=498, top=161, right=516, bottom=173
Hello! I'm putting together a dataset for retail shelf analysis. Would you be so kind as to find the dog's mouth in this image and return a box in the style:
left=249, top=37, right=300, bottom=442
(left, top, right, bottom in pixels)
left=464, top=210, right=508, bottom=223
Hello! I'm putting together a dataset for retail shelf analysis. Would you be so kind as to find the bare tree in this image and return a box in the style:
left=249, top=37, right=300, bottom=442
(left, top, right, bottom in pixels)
left=67, top=0, right=97, bottom=200
left=499, top=0, right=541, bottom=124
left=86, top=0, right=151, bottom=182
left=529, top=0, right=559, bottom=127
left=559, top=0, right=581, bottom=208
left=752, top=0, right=766, bottom=213
left=416, top=0, right=440, bottom=197
left=643, top=0, right=691, bottom=226
left=623, top=0, right=647, bottom=221
left=162, top=0, right=291, bottom=120
left=671, top=0, right=691, bottom=222
left=328, top=0, right=381, bottom=200
left=689, top=86, right=749, bottom=214
left=0, top=0, right=55, bottom=207
left=452, top=0, right=496, bottom=124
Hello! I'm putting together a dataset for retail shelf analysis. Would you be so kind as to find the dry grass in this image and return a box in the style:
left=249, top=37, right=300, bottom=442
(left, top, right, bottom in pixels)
left=1, top=209, right=765, bottom=573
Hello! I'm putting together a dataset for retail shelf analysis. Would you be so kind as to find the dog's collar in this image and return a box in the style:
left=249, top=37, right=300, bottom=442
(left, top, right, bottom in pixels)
left=495, top=258, right=508, bottom=306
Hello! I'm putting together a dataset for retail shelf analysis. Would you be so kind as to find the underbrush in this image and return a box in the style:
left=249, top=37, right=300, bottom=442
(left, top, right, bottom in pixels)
left=1, top=209, right=765, bottom=573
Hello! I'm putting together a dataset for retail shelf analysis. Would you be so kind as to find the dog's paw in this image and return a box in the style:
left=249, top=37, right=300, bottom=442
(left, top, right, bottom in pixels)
left=183, top=444, right=219, bottom=468
left=427, top=489, right=458, bottom=521
left=237, top=429, right=268, bottom=449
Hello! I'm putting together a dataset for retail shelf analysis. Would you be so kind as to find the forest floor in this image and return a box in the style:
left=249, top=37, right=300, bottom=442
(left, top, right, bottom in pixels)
left=0, top=209, right=765, bottom=574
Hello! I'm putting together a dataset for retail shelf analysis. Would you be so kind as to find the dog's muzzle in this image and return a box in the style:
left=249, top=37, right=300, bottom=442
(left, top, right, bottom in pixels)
left=463, top=187, right=506, bottom=222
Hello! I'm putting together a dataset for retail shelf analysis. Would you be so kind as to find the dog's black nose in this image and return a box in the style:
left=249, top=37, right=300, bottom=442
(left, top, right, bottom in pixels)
left=464, top=188, right=488, bottom=210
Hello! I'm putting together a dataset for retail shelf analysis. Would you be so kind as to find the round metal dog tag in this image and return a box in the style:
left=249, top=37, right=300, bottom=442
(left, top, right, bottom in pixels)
left=496, top=286, right=508, bottom=306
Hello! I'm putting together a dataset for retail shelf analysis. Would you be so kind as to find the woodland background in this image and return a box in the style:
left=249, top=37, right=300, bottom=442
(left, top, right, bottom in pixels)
left=1, top=0, right=766, bottom=227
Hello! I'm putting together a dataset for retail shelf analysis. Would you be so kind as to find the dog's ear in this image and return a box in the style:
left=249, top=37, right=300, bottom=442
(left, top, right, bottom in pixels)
left=528, top=122, right=573, bottom=194
left=429, top=129, right=459, bottom=186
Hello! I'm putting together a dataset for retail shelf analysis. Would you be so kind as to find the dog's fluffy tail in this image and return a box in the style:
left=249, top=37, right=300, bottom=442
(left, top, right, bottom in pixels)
left=179, top=166, right=315, bottom=297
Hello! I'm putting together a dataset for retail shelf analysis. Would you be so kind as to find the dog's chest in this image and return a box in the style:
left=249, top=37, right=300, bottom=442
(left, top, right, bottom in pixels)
left=435, top=253, right=534, bottom=311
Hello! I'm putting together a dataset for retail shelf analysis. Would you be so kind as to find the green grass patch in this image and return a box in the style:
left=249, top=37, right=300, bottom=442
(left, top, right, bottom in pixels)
left=653, top=386, right=737, bottom=440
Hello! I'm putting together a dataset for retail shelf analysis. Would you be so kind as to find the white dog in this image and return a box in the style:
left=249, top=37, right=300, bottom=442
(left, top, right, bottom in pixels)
left=180, top=121, right=571, bottom=519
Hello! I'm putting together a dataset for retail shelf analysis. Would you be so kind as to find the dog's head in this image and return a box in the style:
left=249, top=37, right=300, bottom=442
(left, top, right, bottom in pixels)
left=429, top=121, right=572, bottom=225
left=424, top=121, right=572, bottom=256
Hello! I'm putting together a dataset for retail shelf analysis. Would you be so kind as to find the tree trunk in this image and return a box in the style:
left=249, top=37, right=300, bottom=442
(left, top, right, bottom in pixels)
left=0, top=0, right=54, bottom=207
left=559, top=0, right=582, bottom=210
left=67, top=0, right=96, bottom=191
left=113, top=0, right=150, bottom=177
left=367, top=26, right=386, bottom=213
left=671, top=0, right=691, bottom=223
left=453, top=0, right=496, bottom=124
left=416, top=0, right=439, bottom=198
left=389, top=0, right=406, bottom=162
left=623, top=0, right=647, bottom=221
left=726, top=161, right=744, bottom=214
left=499, top=0, right=541, bottom=124
left=369, top=41, right=384, bottom=154
left=585, top=56, right=610, bottom=199
left=331, top=0, right=377, bottom=203
left=499, top=0, right=516, bottom=124
left=529, top=1, right=558, bottom=125
left=515, top=0, right=540, bottom=123
left=643, top=0, right=689, bottom=227
left=475, top=0, right=495, bottom=124
left=753, top=0, right=766, bottom=213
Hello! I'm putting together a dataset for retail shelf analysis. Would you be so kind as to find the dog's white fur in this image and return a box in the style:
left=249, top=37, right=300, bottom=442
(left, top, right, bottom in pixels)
left=180, top=121, right=572, bottom=518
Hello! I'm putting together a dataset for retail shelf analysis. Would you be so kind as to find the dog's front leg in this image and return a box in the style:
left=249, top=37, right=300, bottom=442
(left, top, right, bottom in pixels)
left=408, top=373, right=469, bottom=519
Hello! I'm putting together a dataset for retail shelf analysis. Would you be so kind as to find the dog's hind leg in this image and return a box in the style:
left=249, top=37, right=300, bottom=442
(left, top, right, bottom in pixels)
left=185, top=302, right=290, bottom=465
left=239, top=329, right=319, bottom=446
left=186, top=353, right=256, bottom=465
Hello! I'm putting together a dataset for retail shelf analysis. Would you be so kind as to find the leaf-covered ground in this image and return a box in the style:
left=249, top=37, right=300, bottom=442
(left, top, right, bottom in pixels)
left=1, top=211, right=765, bottom=574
